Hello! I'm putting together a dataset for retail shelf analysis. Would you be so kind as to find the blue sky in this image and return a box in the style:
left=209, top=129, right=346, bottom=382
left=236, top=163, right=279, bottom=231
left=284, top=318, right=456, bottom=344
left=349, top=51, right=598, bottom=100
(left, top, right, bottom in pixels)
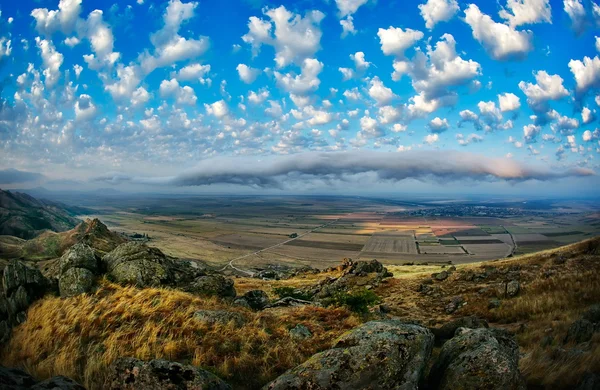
left=0, top=0, right=599, bottom=196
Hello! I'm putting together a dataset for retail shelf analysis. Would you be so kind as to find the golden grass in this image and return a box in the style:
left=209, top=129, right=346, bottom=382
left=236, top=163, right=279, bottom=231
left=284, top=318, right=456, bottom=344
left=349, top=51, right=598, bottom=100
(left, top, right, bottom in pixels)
left=1, top=280, right=359, bottom=389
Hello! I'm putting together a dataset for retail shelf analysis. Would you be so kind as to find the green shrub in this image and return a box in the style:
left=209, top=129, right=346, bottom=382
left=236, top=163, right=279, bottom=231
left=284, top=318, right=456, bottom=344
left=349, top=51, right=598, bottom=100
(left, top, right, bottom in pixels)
left=327, top=289, right=381, bottom=313
left=273, top=286, right=313, bottom=301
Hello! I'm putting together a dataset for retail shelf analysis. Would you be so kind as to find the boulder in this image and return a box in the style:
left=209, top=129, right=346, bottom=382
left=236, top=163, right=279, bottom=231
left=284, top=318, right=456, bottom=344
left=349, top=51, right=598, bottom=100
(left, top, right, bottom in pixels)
left=488, top=298, right=502, bottom=309
left=564, top=319, right=594, bottom=344
left=193, top=310, right=246, bottom=327
left=429, top=327, right=524, bottom=390
left=350, top=260, right=385, bottom=275
left=187, top=275, right=236, bottom=298
left=106, top=357, right=231, bottom=390
left=434, top=271, right=449, bottom=281
left=444, top=296, right=465, bottom=314
left=102, top=242, right=174, bottom=288
left=58, top=243, right=99, bottom=275
left=264, top=320, right=434, bottom=390
left=0, top=366, right=84, bottom=390
left=234, top=290, right=270, bottom=310
left=506, top=280, right=520, bottom=297
left=59, top=268, right=96, bottom=297
left=289, top=324, right=312, bottom=340
left=431, top=316, right=489, bottom=344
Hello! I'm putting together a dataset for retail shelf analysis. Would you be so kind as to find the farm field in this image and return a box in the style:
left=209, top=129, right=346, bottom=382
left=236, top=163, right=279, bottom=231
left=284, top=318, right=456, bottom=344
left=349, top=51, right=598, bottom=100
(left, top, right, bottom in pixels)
left=72, top=195, right=600, bottom=271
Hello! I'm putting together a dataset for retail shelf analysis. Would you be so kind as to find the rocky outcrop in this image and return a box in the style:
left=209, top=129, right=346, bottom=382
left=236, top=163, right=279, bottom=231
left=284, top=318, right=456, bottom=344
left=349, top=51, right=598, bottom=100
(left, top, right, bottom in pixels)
left=106, top=357, right=231, bottom=390
left=0, top=365, right=85, bottom=389
left=289, top=324, right=312, bottom=340
left=1, top=260, right=52, bottom=343
left=429, top=327, right=524, bottom=390
left=264, top=320, right=434, bottom=390
left=234, top=290, right=270, bottom=310
left=58, top=243, right=100, bottom=297
left=431, top=316, right=489, bottom=344
left=187, top=275, right=236, bottom=298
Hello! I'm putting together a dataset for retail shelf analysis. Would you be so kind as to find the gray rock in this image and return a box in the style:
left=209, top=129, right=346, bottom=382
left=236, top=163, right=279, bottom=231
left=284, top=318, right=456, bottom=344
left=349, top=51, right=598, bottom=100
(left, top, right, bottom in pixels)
left=3, top=260, right=49, bottom=297
left=187, top=275, right=236, bottom=298
left=0, top=365, right=84, bottom=390
left=266, top=297, right=315, bottom=308
left=429, top=327, right=524, bottom=390
left=435, top=271, right=449, bottom=281
left=289, top=324, right=312, bottom=340
left=565, top=319, right=594, bottom=344
left=488, top=298, right=502, bottom=309
left=506, top=280, right=520, bottom=297
left=106, top=357, right=231, bottom=390
left=31, top=376, right=86, bottom=389
left=59, top=243, right=99, bottom=275
left=193, top=310, right=246, bottom=327
left=234, top=290, right=270, bottom=310
left=431, top=316, right=489, bottom=344
left=264, top=320, right=434, bottom=390
left=102, top=242, right=173, bottom=288
left=59, top=268, right=96, bottom=297
left=444, top=296, right=465, bottom=314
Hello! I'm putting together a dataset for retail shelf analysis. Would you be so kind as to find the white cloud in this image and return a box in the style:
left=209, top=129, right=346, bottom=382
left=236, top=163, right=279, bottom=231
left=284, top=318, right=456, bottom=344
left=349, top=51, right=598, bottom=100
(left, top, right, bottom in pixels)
left=335, top=0, right=369, bottom=18
left=359, top=115, right=384, bottom=138
left=377, top=105, right=401, bottom=124
left=236, top=64, right=260, bottom=84
left=131, top=87, right=151, bottom=107
left=74, top=93, right=97, bottom=122
left=498, top=92, right=521, bottom=112
left=340, top=16, right=356, bottom=38
left=377, top=26, right=423, bottom=57
left=242, top=6, right=325, bottom=68
left=73, top=64, right=83, bottom=79
left=351, top=51, right=370, bottom=70
left=31, top=0, right=82, bottom=35
left=159, top=78, right=197, bottom=105
left=339, top=67, right=354, bottom=81
left=518, top=70, right=569, bottom=109
left=456, top=133, right=484, bottom=146
left=64, top=36, right=80, bottom=47
left=406, top=92, right=456, bottom=117
left=35, top=37, right=63, bottom=88
left=0, top=38, right=11, bottom=59
left=205, top=99, right=229, bottom=118
left=523, top=123, right=541, bottom=143
left=368, top=76, right=395, bottom=106
left=305, top=106, right=333, bottom=126
left=596, top=36, right=600, bottom=52
left=582, top=106, right=596, bottom=124
left=141, top=0, right=209, bottom=74
left=563, top=0, right=587, bottom=35
left=428, top=117, right=450, bottom=133
left=464, top=4, right=533, bottom=61
left=582, top=129, right=599, bottom=142
left=105, top=64, right=143, bottom=100
left=274, top=58, right=323, bottom=95
left=499, top=0, right=552, bottom=28
left=175, top=63, right=211, bottom=83
left=265, top=100, right=283, bottom=117
left=424, top=133, right=440, bottom=144
left=568, top=56, right=600, bottom=96
left=392, top=123, right=407, bottom=132
left=248, top=88, right=270, bottom=104
left=418, top=0, right=459, bottom=30
left=343, top=88, right=361, bottom=101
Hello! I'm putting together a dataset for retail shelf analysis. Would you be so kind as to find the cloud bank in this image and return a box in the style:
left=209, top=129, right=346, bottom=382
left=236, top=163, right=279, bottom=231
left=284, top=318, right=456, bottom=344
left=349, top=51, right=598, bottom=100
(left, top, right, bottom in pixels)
left=93, top=151, right=594, bottom=188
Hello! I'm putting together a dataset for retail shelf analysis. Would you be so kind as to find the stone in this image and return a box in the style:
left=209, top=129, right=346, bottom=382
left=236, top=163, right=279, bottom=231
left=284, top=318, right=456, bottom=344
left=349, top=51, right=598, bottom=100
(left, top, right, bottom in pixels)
left=488, top=298, right=502, bottom=309
left=429, top=328, right=524, bottom=390
left=106, top=357, right=231, bottom=390
left=435, top=271, right=449, bottom=281
left=264, top=320, right=434, bottom=390
left=102, top=242, right=173, bottom=288
left=193, top=310, right=246, bottom=327
left=506, top=280, right=520, bottom=297
left=444, top=296, right=465, bottom=314
left=431, top=316, right=489, bottom=344
left=31, top=376, right=86, bottom=389
left=564, top=319, right=594, bottom=344
left=59, top=243, right=99, bottom=275
left=266, top=297, right=315, bottom=308
left=234, top=290, right=270, bottom=310
left=188, top=275, right=236, bottom=298
left=289, top=324, right=312, bottom=340
left=59, top=268, right=96, bottom=297
left=0, top=365, right=85, bottom=390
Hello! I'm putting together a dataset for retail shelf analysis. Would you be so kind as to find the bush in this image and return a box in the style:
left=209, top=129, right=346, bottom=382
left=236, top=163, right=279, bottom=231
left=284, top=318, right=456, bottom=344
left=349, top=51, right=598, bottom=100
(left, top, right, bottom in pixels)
left=327, top=289, right=381, bottom=314
left=273, top=286, right=313, bottom=301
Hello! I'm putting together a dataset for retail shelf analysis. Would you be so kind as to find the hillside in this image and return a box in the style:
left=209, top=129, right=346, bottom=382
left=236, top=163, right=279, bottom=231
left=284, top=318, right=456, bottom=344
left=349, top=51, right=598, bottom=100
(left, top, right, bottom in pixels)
left=0, top=218, right=126, bottom=263
left=0, top=189, right=80, bottom=239
left=0, top=233, right=598, bottom=389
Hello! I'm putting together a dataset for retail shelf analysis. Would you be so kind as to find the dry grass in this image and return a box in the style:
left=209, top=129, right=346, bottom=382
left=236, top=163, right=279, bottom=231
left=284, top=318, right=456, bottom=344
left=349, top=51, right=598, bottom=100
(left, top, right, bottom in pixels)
left=1, top=280, right=359, bottom=389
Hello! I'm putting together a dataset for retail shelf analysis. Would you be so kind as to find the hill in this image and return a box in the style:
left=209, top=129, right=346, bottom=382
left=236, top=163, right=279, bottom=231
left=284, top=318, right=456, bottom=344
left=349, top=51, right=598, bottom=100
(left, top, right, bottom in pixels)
left=0, top=189, right=80, bottom=239
left=0, top=234, right=598, bottom=389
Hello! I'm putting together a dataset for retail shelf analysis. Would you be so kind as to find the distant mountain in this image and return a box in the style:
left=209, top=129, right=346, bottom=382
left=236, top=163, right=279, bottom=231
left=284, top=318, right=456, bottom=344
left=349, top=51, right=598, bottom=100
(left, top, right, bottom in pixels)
left=0, top=189, right=81, bottom=239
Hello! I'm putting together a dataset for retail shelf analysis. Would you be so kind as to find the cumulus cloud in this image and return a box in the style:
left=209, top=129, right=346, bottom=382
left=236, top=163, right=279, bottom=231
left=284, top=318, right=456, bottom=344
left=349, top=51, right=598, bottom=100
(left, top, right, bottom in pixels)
left=335, top=0, right=370, bottom=18
left=523, top=123, right=541, bottom=143
left=175, top=63, right=211, bottom=83
left=428, top=117, right=450, bottom=133
left=418, top=0, right=459, bottom=29
left=31, top=0, right=82, bottom=35
left=568, top=56, right=600, bottom=97
left=275, top=58, right=323, bottom=95
left=205, top=99, right=229, bottom=118
left=498, top=92, right=521, bottom=112
left=35, top=37, right=63, bottom=88
left=368, top=76, right=395, bottom=106
left=464, top=4, right=533, bottom=61
left=563, top=0, right=597, bottom=35
left=377, top=26, right=423, bottom=57
left=424, top=133, right=440, bottom=145
left=456, top=133, right=484, bottom=146
left=74, top=94, right=97, bottom=121
left=582, top=106, right=596, bottom=124
left=519, top=71, right=569, bottom=122
left=340, top=15, right=356, bottom=38
left=242, top=6, right=324, bottom=68
left=159, top=78, right=197, bottom=105
left=499, top=0, right=552, bottom=28
left=236, top=64, right=260, bottom=84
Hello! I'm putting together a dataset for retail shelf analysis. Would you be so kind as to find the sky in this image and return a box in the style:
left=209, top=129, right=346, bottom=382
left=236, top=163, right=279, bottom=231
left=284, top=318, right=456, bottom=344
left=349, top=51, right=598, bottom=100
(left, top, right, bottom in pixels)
left=0, top=0, right=599, bottom=196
